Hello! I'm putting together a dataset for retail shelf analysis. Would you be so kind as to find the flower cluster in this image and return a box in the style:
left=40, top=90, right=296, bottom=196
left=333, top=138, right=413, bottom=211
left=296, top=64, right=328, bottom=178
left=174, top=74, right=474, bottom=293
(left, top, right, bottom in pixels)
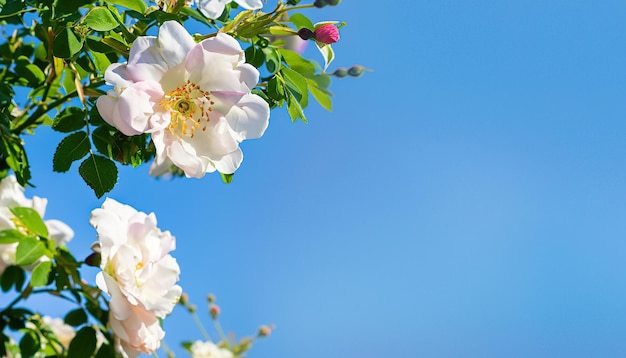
left=90, top=198, right=182, bottom=357
left=190, top=340, right=234, bottom=358
left=0, top=175, right=73, bottom=274
left=97, top=21, right=270, bottom=179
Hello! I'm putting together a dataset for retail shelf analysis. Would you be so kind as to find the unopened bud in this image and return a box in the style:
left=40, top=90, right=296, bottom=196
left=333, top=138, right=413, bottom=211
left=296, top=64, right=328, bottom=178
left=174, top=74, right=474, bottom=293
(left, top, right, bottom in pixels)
left=297, top=28, right=314, bottom=40
left=348, top=65, right=366, bottom=77
left=179, top=293, right=189, bottom=306
left=287, top=0, right=300, bottom=4
left=333, top=68, right=348, bottom=78
left=258, top=325, right=272, bottom=337
left=314, top=0, right=326, bottom=8
left=207, top=294, right=216, bottom=303
left=313, top=24, right=340, bottom=44
left=326, top=0, right=341, bottom=5
left=209, top=304, right=220, bottom=319
left=84, top=252, right=101, bottom=267
left=188, top=304, right=197, bottom=313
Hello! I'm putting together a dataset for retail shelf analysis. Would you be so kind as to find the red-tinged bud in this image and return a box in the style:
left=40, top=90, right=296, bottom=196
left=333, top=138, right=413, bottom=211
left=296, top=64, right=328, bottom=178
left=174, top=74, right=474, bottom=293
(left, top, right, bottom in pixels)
left=258, top=325, right=272, bottom=337
left=298, top=28, right=314, bottom=40
left=314, top=24, right=340, bottom=44
left=210, top=304, right=220, bottom=319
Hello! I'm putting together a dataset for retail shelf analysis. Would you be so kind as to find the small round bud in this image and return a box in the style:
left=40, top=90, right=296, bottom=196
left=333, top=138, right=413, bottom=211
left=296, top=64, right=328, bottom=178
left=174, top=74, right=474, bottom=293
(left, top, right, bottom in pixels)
left=210, top=304, right=221, bottom=319
left=348, top=65, right=366, bottom=77
left=333, top=68, right=348, bottom=78
left=188, top=304, right=197, bottom=313
left=258, top=325, right=272, bottom=337
left=287, top=0, right=301, bottom=4
left=314, top=0, right=327, bottom=8
left=297, top=28, right=314, bottom=40
left=179, top=293, right=189, bottom=306
left=207, top=293, right=216, bottom=303
left=313, top=24, right=340, bottom=44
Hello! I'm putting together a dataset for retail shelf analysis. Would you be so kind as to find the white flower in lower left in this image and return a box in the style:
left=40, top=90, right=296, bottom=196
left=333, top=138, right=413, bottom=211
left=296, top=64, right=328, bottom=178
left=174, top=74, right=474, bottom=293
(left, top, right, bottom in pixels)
left=90, top=198, right=182, bottom=357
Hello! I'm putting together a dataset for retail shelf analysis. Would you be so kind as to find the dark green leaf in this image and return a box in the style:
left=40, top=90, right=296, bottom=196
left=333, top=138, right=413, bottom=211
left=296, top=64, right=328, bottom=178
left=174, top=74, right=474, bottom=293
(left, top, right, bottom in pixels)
left=95, top=342, right=115, bottom=358
left=289, top=13, right=314, bottom=30
left=0, top=229, right=26, bottom=244
left=65, top=309, right=88, bottom=327
left=55, top=0, right=96, bottom=15
left=67, top=326, right=97, bottom=358
left=53, top=27, right=84, bottom=59
left=83, top=7, right=119, bottom=31
left=30, top=260, right=52, bottom=287
left=53, top=131, right=90, bottom=173
left=19, top=331, right=39, bottom=357
left=52, top=107, right=86, bottom=133
left=10, top=207, right=48, bottom=238
left=1, top=266, right=25, bottom=292
left=244, top=45, right=265, bottom=68
left=15, top=237, right=46, bottom=266
left=262, top=47, right=281, bottom=74
left=79, top=154, right=118, bottom=198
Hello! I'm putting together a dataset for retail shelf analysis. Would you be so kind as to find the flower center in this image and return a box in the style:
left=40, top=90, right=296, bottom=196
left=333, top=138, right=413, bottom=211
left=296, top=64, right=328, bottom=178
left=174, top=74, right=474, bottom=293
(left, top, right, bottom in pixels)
left=161, top=80, right=214, bottom=138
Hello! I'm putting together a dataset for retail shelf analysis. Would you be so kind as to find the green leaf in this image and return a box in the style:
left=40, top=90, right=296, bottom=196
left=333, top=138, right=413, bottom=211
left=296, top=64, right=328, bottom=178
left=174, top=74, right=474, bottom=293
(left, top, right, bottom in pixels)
left=244, top=45, right=265, bottom=68
left=289, top=13, right=314, bottom=30
left=83, top=7, right=119, bottom=31
left=286, top=92, right=307, bottom=122
left=53, top=27, right=84, bottom=59
left=279, top=48, right=316, bottom=76
left=15, top=237, right=46, bottom=266
left=307, top=78, right=332, bottom=111
left=262, top=47, right=281, bottom=74
left=282, top=67, right=309, bottom=107
left=67, top=326, right=97, bottom=358
left=55, top=0, right=96, bottom=15
left=106, top=0, right=147, bottom=13
left=1, top=266, right=25, bottom=292
left=79, top=154, right=118, bottom=198
left=95, top=342, right=116, bottom=358
left=53, top=131, right=91, bottom=173
left=91, top=51, right=112, bottom=74
left=315, top=41, right=334, bottom=71
left=65, top=309, right=88, bottom=327
left=10, top=207, right=48, bottom=238
left=0, top=229, right=26, bottom=244
left=52, top=107, right=87, bottom=133
left=30, top=261, right=52, bottom=287
left=19, top=331, right=39, bottom=357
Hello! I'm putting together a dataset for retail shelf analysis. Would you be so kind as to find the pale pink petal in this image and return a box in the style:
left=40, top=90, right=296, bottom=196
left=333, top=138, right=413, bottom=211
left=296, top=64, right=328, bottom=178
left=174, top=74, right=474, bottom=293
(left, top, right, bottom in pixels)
left=44, top=219, right=74, bottom=245
left=212, top=148, right=243, bottom=174
left=234, top=0, right=263, bottom=9
left=116, top=81, right=164, bottom=134
left=156, top=21, right=196, bottom=67
left=237, top=63, right=260, bottom=90
left=127, top=37, right=168, bottom=82
left=198, top=0, right=229, bottom=19
left=223, top=93, right=269, bottom=141
left=166, top=140, right=206, bottom=178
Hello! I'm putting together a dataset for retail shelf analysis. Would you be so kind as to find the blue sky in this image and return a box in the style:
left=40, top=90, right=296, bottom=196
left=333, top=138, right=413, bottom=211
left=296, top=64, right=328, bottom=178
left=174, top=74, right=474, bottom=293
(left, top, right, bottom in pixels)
left=8, top=0, right=626, bottom=357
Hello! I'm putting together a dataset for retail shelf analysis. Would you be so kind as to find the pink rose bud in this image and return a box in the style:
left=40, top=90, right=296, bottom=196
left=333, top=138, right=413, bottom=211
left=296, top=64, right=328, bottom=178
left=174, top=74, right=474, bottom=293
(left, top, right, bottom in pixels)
left=210, top=304, right=221, bottom=318
left=258, top=325, right=272, bottom=337
left=314, top=24, right=340, bottom=44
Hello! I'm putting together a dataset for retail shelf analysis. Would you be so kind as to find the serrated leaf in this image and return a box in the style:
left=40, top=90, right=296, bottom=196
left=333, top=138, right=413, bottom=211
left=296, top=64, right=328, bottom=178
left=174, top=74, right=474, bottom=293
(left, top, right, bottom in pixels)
left=53, top=132, right=90, bottom=173
left=65, top=309, right=88, bottom=327
left=68, top=326, right=97, bottom=358
left=83, top=7, right=119, bottom=31
left=52, top=107, right=86, bottom=133
left=30, top=261, right=52, bottom=287
left=106, top=0, right=147, bottom=13
left=79, top=154, right=118, bottom=198
left=0, top=229, right=26, bottom=244
left=53, top=27, right=84, bottom=59
left=289, top=13, right=314, bottom=30
left=15, top=237, right=46, bottom=266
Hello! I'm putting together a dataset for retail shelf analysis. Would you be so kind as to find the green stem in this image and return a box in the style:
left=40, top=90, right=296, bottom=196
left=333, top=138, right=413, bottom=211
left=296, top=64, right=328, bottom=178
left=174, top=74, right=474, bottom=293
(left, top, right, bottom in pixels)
left=213, top=319, right=228, bottom=343
left=191, top=311, right=212, bottom=342
left=277, top=4, right=315, bottom=14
